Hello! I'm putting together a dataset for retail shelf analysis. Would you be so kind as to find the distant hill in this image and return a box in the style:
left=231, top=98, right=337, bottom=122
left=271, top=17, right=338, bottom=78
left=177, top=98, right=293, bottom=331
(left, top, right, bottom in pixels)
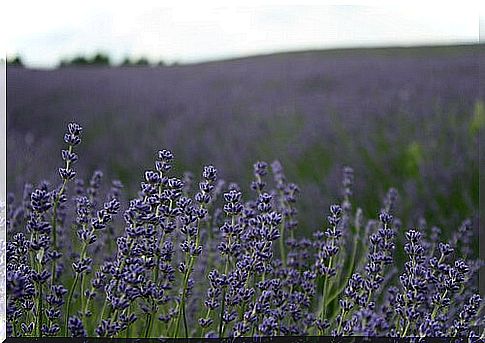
left=187, top=43, right=484, bottom=65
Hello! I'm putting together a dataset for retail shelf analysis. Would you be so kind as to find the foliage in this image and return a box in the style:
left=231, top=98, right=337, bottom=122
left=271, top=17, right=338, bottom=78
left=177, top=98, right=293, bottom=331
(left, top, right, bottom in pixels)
left=7, top=55, right=23, bottom=66
left=59, top=53, right=111, bottom=67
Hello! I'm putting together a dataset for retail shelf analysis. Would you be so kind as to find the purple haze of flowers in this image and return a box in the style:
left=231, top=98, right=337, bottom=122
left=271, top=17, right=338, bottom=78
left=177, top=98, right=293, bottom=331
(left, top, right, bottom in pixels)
left=5, top=122, right=484, bottom=339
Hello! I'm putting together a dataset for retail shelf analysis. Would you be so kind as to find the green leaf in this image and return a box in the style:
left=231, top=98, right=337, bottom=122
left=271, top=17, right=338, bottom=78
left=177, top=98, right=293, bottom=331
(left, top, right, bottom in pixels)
left=470, top=100, right=485, bottom=135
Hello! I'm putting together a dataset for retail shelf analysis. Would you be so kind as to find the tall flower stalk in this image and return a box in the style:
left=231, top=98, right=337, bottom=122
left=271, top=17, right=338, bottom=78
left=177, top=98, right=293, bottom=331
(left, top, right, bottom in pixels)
left=172, top=165, right=217, bottom=338
left=51, top=123, right=82, bottom=284
left=315, top=204, right=342, bottom=330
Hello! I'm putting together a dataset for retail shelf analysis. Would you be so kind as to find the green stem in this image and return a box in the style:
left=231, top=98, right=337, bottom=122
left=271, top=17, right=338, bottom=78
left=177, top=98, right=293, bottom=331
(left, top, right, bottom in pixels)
left=51, top=144, right=72, bottom=286
left=325, top=228, right=360, bottom=310
left=99, top=296, right=108, bottom=322
left=320, top=254, right=334, bottom=324
left=279, top=218, right=286, bottom=268
left=64, top=273, right=80, bottom=335
left=32, top=229, right=44, bottom=337
left=80, top=274, right=86, bottom=317
left=183, top=302, right=189, bottom=338
left=144, top=313, right=152, bottom=338
left=173, top=234, right=199, bottom=338
left=218, top=288, right=226, bottom=338
left=173, top=277, right=188, bottom=338
left=402, top=321, right=410, bottom=337
left=336, top=307, right=346, bottom=335
left=82, top=288, right=95, bottom=335
left=36, top=283, right=43, bottom=337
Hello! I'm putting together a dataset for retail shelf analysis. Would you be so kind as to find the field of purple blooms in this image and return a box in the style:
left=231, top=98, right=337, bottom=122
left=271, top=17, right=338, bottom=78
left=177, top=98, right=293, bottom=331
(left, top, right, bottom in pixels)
left=5, top=45, right=485, bottom=338
left=7, top=45, right=484, bottom=234
left=5, top=122, right=484, bottom=338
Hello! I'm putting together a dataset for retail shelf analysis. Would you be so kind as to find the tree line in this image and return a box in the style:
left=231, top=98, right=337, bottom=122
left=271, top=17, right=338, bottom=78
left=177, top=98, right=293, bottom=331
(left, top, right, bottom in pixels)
left=6, top=53, right=169, bottom=68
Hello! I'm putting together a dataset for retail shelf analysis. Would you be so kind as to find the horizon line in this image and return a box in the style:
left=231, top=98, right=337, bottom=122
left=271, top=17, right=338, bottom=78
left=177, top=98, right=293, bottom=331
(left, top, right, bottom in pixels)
left=5, top=41, right=483, bottom=70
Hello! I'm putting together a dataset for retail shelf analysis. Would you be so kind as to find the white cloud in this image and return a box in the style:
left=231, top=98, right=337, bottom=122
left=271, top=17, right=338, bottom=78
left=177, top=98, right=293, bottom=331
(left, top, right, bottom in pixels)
left=2, top=2, right=481, bottom=68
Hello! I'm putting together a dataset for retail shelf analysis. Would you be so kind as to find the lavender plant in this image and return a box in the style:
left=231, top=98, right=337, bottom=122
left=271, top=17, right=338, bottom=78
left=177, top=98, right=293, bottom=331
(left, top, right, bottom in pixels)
left=6, top=123, right=484, bottom=339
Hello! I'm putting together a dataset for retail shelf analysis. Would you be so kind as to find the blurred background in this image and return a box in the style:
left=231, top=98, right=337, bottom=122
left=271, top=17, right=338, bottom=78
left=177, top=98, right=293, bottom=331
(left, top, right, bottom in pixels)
left=3, top=3, right=484, bottom=239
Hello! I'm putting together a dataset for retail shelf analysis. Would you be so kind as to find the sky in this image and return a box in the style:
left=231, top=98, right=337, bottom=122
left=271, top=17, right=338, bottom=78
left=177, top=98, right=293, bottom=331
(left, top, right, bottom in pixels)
left=1, top=1, right=484, bottom=68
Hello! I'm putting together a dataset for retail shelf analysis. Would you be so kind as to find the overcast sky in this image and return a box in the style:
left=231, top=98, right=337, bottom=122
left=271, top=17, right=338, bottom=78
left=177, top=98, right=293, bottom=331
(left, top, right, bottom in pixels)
left=1, top=1, right=483, bottom=68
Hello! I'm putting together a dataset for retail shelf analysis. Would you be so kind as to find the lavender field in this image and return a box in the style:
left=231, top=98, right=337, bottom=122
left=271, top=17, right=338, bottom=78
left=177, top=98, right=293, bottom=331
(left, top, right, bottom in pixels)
left=5, top=45, right=485, bottom=338
left=7, top=45, right=483, bottom=234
